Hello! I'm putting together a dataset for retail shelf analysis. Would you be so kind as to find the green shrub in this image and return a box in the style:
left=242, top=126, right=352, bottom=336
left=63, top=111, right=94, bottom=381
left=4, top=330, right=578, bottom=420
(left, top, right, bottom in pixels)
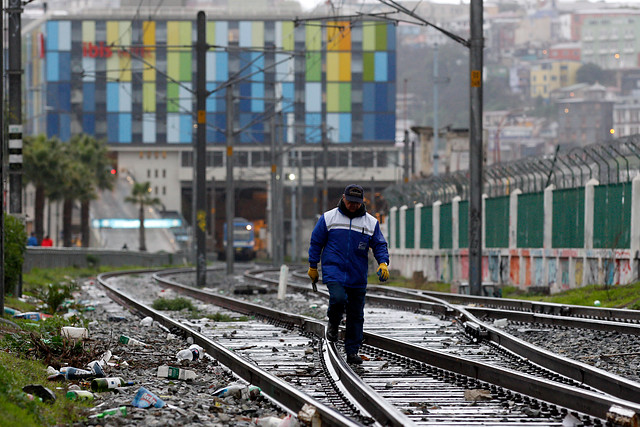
left=5, top=214, right=27, bottom=295
left=152, top=297, right=194, bottom=312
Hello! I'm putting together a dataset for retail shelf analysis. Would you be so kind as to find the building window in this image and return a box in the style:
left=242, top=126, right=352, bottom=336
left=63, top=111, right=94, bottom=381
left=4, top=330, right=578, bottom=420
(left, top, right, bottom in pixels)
left=182, top=151, right=193, bottom=167
left=147, top=169, right=151, bottom=178
left=155, top=169, right=158, bottom=178
left=162, top=186, right=166, bottom=195
left=162, top=169, right=166, bottom=178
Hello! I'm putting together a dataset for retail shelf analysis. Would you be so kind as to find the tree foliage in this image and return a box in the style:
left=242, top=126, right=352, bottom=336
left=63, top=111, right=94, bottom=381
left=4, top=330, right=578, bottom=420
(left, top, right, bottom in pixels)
left=576, top=63, right=614, bottom=86
left=125, top=181, right=162, bottom=251
left=5, top=214, right=27, bottom=294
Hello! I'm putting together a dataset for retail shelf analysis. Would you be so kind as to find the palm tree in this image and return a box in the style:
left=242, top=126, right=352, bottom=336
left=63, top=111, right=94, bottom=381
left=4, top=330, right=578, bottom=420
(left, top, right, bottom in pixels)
left=69, top=134, right=115, bottom=247
left=125, top=181, right=161, bottom=251
left=23, top=135, right=64, bottom=243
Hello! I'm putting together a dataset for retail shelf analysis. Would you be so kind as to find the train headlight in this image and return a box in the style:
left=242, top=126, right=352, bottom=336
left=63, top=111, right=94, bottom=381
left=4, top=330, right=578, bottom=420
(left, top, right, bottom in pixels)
left=246, top=225, right=252, bottom=230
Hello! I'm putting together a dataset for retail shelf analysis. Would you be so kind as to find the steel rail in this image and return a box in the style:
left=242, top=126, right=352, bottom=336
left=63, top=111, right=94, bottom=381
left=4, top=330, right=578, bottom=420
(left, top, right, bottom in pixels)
left=244, top=267, right=640, bottom=420
left=96, top=270, right=365, bottom=427
left=370, top=284, right=640, bottom=322
left=151, top=270, right=414, bottom=427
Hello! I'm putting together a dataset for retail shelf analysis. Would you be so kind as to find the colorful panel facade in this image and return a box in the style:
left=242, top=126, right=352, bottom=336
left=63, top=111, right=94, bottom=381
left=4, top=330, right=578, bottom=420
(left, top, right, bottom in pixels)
left=24, top=17, right=396, bottom=145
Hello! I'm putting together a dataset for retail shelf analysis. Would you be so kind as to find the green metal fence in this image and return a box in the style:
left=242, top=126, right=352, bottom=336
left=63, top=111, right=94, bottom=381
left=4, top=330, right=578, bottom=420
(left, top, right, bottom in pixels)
left=405, top=208, right=415, bottom=249
left=552, top=188, right=584, bottom=248
left=459, top=200, right=469, bottom=248
left=420, top=206, right=433, bottom=249
left=593, top=182, right=631, bottom=249
left=517, top=192, right=544, bottom=248
left=485, top=196, right=509, bottom=248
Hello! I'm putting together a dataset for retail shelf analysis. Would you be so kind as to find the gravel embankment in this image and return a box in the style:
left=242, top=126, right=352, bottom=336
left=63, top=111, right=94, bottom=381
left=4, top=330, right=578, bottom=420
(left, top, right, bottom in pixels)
left=67, top=277, right=298, bottom=426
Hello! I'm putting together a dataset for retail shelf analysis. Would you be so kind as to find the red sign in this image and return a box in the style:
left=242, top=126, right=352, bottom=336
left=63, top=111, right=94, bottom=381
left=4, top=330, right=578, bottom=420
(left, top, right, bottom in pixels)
left=82, top=42, right=149, bottom=59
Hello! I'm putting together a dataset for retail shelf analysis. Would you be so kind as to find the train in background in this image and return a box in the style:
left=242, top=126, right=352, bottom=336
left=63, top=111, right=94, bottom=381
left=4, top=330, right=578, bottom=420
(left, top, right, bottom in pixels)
left=219, top=217, right=256, bottom=261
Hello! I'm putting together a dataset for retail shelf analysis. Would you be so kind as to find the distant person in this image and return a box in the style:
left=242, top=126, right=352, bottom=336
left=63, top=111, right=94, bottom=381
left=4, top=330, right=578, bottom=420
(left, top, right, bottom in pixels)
left=27, top=232, right=38, bottom=246
left=41, top=235, right=53, bottom=247
left=308, top=184, right=389, bottom=365
left=122, top=243, right=128, bottom=250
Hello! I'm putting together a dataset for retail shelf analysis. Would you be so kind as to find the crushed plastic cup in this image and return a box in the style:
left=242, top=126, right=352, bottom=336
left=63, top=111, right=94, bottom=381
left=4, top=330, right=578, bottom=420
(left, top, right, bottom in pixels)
left=61, top=326, right=89, bottom=340
left=132, top=386, right=165, bottom=408
left=140, top=316, right=153, bottom=327
left=176, top=344, right=203, bottom=361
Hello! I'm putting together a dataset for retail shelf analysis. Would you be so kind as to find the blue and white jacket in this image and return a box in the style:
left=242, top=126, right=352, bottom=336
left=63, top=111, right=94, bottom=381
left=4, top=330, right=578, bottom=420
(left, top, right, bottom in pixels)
left=309, top=203, right=389, bottom=288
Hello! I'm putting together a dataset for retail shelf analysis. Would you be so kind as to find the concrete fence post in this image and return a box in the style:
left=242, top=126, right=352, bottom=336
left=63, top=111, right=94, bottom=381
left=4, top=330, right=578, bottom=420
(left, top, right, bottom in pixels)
left=584, top=179, right=598, bottom=250
left=433, top=201, right=441, bottom=250
left=630, top=175, right=640, bottom=278
left=399, top=205, right=407, bottom=250
left=389, top=207, right=397, bottom=250
left=452, top=196, right=461, bottom=250
left=543, top=184, right=555, bottom=250
left=414, top=203, right=423, bottom=250
left=509, top=189, right=521, bottom=249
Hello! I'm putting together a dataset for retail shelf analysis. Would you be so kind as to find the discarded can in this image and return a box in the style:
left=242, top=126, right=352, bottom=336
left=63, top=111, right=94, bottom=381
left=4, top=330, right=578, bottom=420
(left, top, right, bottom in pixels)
left=66, top=390, right=94, bottom=401
left=119, top=335, right=148, bottom=347
left=131, top=386, right=165, bottom=408
left=157, top=365, right=197, bottom=380
left=61, top=326, right=89, bottom=340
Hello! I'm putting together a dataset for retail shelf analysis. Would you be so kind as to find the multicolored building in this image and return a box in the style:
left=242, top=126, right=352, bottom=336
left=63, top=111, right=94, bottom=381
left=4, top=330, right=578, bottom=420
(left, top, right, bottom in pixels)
left=23, top=9, right=399, bottom=243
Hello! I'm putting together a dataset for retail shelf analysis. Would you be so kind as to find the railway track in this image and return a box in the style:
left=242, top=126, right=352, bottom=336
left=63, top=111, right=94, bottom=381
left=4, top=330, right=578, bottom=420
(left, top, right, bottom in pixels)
left=96, top=267, right=640, bottom=426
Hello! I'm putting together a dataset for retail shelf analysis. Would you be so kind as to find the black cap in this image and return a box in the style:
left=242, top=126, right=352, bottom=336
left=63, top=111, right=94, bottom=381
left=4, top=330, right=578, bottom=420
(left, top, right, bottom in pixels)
left=343, top=184, right=364, bottom=203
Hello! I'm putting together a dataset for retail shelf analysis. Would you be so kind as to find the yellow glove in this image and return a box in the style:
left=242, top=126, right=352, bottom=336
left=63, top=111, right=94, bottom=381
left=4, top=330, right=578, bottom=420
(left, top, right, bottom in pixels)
left=376, top=263, right=389, bottom=282
left=308, top=267, right=319, bottom=284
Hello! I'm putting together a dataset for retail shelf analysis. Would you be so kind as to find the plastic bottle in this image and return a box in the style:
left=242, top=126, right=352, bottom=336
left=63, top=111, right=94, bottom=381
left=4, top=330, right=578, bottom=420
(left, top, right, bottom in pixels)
left=66, top=390, right=94, bottom=401
left=61, top=367, right=94, bottom=380
left=61, top=326, right=89, bottom=340
left=213, top=383, right=261, bottom=400
left=91, top=377, right=134, bottom=392
left=118, top=335, right=148, bottom=347
left=89, top=406, right=128, bottom=419
left=176, top=344, right=203, bottom=361
left=157, top=365, right=197, bottom=380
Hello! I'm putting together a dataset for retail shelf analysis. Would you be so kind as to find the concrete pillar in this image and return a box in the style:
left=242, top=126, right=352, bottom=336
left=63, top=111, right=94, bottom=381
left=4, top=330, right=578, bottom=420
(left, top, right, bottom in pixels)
left=584, top=179, right=598, bottom=250
left=543, top=184, right=555, bottom=250
left=509, top=189, right=521, bottom=249
left=389, top=207, right=397, bottom=250
left=433, top=201, right=441, bottom=250
left=452, top=196, right=461, bottom=250
left=399, top=205, right=407, bottom=250
left=630, top=175, right=640, bottom=277
left=414, top=203, right=423, bottom=250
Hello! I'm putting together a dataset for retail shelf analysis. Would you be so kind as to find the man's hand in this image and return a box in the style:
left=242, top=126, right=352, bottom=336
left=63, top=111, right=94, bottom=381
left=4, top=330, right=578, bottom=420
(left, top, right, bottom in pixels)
left=376, top=263, right=389, bottom=282
left=308, top=267, right=319, bottom=284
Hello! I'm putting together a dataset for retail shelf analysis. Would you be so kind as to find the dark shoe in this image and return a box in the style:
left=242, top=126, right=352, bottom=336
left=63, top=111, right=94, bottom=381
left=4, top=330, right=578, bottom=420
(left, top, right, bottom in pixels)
left=326, top=322, right=338, bottom=342
left=346, top=354, right=363, bottom=365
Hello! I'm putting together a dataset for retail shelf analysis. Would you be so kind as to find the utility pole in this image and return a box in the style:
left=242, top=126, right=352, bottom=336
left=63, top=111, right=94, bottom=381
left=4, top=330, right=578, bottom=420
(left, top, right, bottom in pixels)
left=296, top=150, right=302, bottom=263
left=403, top=130, right=410, bottom=183
left=469, top=0, right=484, bottom=296
left=270, top=114, right=280, bottom=266
left=225, top=84, right=235, bottom=275
left=321, top=123, right=328, bottom=212
left=0, top=2, right=5, bottom=315
left=277, top=113, right=285, bottom=264
left=195, top=11, right=207, bottom=287
left=8, top=0, right=22, bottom=297
left=433, top=44, right=440, bottom=177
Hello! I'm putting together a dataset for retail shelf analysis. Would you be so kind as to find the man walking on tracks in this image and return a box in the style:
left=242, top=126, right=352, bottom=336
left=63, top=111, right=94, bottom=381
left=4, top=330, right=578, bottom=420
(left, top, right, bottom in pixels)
left=308, top=184, right=390, bottom=365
